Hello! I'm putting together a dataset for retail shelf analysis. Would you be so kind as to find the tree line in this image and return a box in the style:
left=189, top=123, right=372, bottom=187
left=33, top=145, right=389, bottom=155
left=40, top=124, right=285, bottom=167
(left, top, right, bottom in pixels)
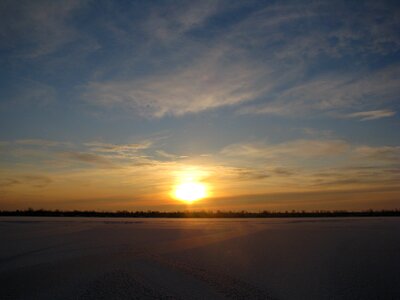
left=0, top=208, right=399, bottom=218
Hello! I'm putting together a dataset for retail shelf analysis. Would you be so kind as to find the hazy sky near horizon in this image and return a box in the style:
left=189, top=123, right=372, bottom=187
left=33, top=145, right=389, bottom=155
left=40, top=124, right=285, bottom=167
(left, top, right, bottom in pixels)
left=0, top=0, right=399, bottom=211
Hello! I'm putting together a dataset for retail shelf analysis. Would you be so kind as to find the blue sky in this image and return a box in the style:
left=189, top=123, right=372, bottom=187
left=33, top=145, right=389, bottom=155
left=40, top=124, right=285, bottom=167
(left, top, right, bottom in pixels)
left=0, top=0, right=399, bottom=210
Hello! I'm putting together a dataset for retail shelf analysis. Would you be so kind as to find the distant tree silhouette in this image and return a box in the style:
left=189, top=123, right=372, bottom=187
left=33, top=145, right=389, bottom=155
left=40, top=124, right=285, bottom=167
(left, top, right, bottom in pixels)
left=0, top=209, right=399, bottom=218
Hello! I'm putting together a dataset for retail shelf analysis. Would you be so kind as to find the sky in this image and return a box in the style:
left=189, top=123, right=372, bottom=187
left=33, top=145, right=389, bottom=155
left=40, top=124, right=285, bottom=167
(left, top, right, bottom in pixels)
left=0, top=0, right=399, bottom=211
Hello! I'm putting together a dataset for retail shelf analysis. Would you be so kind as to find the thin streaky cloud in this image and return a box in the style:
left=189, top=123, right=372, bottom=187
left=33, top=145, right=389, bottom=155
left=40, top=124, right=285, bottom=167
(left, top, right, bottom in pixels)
left=84, top=50, right=270, bottom=117
left=221, top=139, right=349, bottom=159
left=0, top=0, right=87, bottom=57
left=15, top=139, right=72, bottom=147
left=346, top=109, right=396, bottom=121
left=355, top=146, right=400, bottom=163
left=238, top=65, right=400, bottom=117
left=59, top=151, right=116, bottom=168
left=84, top=141, right=153, bottom=153
left=78, top=1, right=400, bottom=119
left=143, top=0, right=222, bottom=42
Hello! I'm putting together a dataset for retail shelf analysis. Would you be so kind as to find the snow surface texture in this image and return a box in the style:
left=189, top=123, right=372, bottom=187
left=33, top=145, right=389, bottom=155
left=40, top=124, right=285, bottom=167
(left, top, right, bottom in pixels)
left=0, top=217, right=399, bottom=299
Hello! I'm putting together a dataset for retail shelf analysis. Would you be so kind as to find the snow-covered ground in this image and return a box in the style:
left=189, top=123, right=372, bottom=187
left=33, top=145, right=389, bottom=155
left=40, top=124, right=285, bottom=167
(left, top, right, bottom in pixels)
left=0, top=217, right=399, bottom=299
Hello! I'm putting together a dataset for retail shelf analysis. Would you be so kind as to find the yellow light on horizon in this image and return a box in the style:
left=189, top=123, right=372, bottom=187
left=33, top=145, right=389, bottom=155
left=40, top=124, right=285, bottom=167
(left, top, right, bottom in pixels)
left=174, top=181, right=207, bottom=204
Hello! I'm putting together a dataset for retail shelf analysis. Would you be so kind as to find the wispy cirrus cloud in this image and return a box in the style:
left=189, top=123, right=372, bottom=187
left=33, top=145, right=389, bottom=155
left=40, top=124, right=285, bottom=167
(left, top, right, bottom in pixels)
left=60, top=151, right=114, bottom=167
left=82, top=1, right=400, bottom=119
left=0, top=175, right=52, bottom=188
left=309, top=166, right=398, bottom=189
left=220, top=139, right=400, bottom=167
left=15, top=139, right=72, bottom=147
left=238, top=65, right=400, bottom=117
left=2, top=0, right=399, bottom=119
left=345, top=109, right=396, bottom=121
left=0, top=137, right=160, bottom=169
left=0, top=79, right=57, bottom=108
left=355, top=146, right=400, bottom=162
left=156, top=150, right=187, bottom=160
left=84, top=48, right=269, bottom=117
left=143, top=0, right=222, bottom=42
left=221, top=139, right=349, bottom=159
left=227, top=1, right=400, bottom=59
left=84, top=141, right=152, bottom=153
left=0, top=0, right=88, bottom=57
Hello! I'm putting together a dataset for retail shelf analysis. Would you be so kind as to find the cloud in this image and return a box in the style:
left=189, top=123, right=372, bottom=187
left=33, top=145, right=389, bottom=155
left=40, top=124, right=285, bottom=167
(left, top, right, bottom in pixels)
left=226, top=2, right=400, bottom=118
left=0, top=175, right=52, bottom=188
left=0, top=178, right=20, bottom=188
left=15, top=139, right=71, bottom=147
left=0, top=79, right=56, bottom=108
left=156, top=150, right=188, bottom=160
left=10, top=0, right=391, bottom=118
left=224, top=167, right=270, bottom=181
left=0, top=137, right=160, bottom=170
left=0, top=0, right=87, bottom=57
left=270, top=167, right=296, bottom=176
left=231, top=1, right=400, bottom=59
left=82, top=141, right=158, bottom=166
left=60, top=151, right=116, bottom=168
left=221, top=139, right=349, bottom=159
left=19, top=175, right=53, bottom=187
left=84, top=141, right=152, bottom=153
left=238, top=65, right=400, bottom=117
left=300, top=128, right=335, bottom=138
left=2, top=1, right=399, bottom=118
left=0, top=141, right=11, bottom=148
left=143, top=0, right=221, bottom=42
left=83, top=48, right=268, bottom=117
left=355, top=146, right=400, bottom=162
left=308, top=164, right=400, bottom=188
left=345, top=109, right=396, bottom=121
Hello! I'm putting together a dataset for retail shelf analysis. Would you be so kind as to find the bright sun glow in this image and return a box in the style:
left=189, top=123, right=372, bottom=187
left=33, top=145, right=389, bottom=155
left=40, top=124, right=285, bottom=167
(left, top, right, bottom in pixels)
left=174, top=182, right=207, bottom=203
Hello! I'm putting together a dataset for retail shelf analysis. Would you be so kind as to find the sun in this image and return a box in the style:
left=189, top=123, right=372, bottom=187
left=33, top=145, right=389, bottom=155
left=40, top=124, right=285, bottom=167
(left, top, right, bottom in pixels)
left=174, top=181, right=207, bottom=203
